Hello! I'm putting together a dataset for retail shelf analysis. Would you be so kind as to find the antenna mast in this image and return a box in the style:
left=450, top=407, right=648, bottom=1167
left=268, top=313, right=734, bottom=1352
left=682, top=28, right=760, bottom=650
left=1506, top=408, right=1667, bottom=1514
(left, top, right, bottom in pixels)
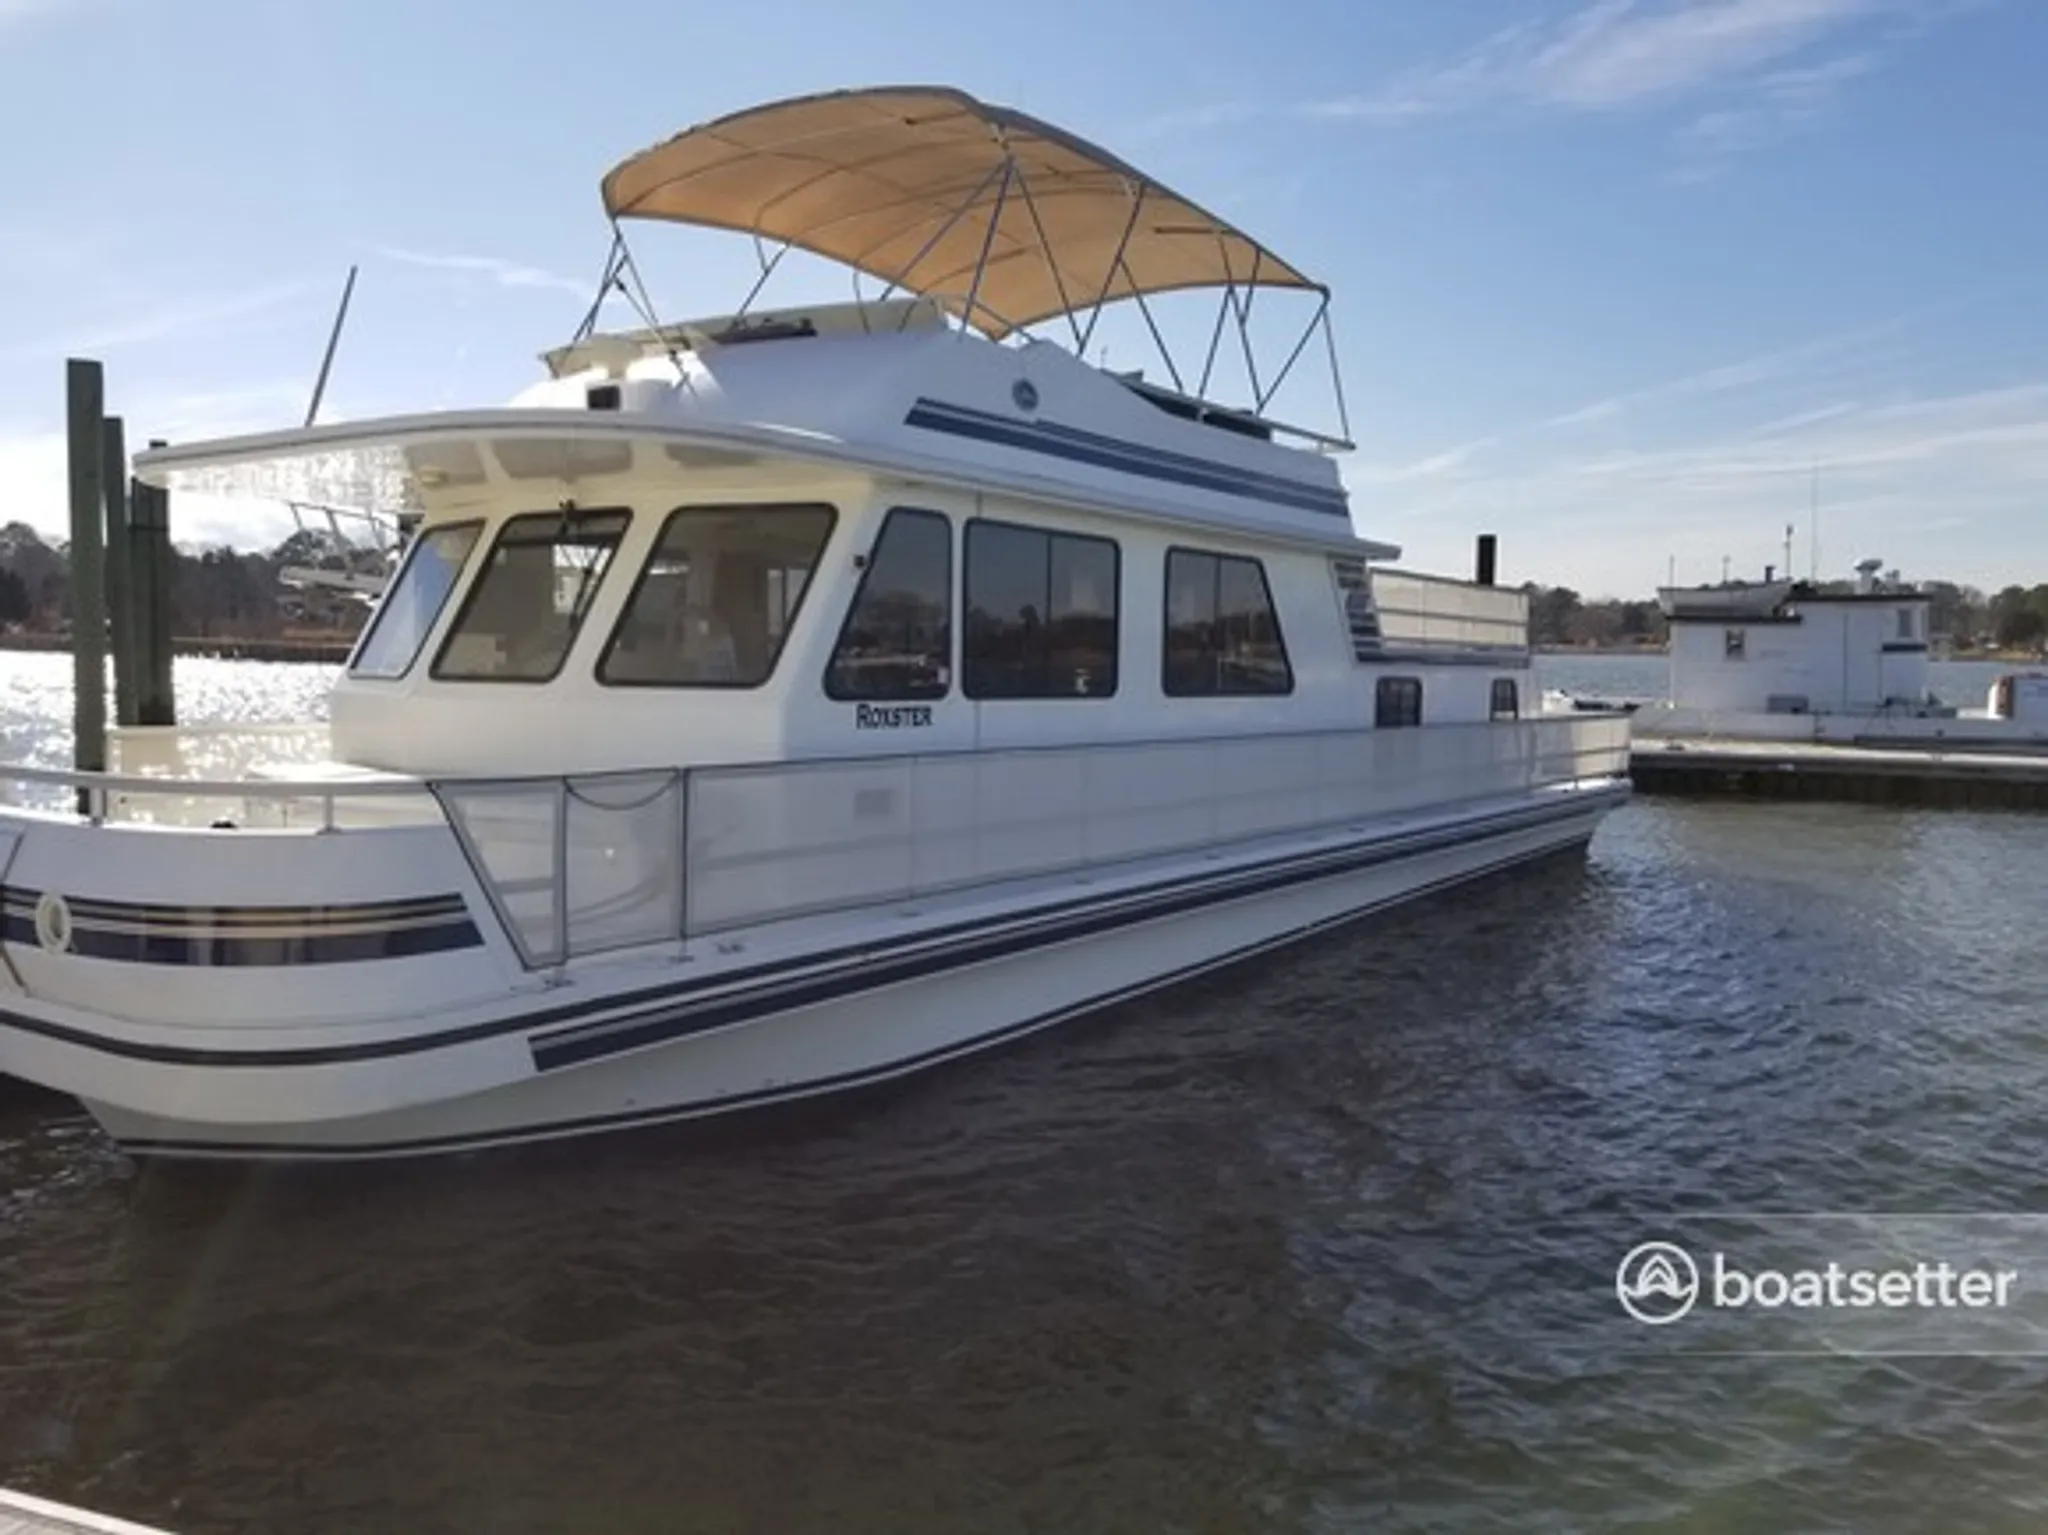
left=1808, top=461, right=1820, bottom=581
left=305, top=264, right=359, bottom=428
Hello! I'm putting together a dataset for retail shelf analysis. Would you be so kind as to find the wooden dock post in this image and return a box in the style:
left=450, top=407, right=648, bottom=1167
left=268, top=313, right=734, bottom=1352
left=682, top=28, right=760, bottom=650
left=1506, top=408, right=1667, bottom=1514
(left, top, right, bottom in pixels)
left=65, top=360, right=107, bottom=810
left=101, top=414, right=138, bottom=727
left=130, top=438, right=176, bottom=726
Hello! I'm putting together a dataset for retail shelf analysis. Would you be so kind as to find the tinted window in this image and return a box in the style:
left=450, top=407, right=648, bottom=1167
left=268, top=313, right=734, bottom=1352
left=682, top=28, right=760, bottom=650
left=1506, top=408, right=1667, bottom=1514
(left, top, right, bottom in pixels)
left=963, top=519, right=1119, bottom=699
left=349, top=521, right=479, bottom=679
left=1163, top=548, right=1292, bottom=696
left=1376, top=675, right=1422, bottom=728
left=825, top=507, right=952, bottom=700
left=1490, top=678, right=1519, bottom=721
left=432, top=508, right=630, bottom=682
left=599, top=504, right=834, bottom=687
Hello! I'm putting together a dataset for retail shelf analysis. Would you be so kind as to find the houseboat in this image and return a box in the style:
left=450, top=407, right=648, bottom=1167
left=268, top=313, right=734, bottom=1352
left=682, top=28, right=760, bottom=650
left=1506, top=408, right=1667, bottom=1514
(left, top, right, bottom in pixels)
left=1612, top=558, right=2048, bottom=750
left=0, top=87, right=1630, bottom=1160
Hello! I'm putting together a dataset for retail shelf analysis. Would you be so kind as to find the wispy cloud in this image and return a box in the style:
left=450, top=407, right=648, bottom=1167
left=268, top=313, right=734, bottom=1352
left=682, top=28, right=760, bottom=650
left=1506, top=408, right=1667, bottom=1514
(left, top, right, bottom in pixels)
left=1537, top=316, right=1907, bottom=429
left=0, top=280, right=319, bottom=364
left=0, top=0, right=85, bottom=30
left=1673, top=48, right=1878, bottom=173
left=371, top=245, right=587, bottom=299
left=1313, top=1, right=1878, bottom=119
left=1346, top=354, right=2048, bottom=596
left=1288, top=1, right=1989, bottom=170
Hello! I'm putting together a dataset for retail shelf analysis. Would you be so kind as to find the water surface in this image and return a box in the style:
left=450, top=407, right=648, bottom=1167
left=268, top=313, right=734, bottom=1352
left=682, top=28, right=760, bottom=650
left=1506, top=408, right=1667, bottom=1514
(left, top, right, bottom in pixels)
left=5, top=653, right=2048, bottom=1533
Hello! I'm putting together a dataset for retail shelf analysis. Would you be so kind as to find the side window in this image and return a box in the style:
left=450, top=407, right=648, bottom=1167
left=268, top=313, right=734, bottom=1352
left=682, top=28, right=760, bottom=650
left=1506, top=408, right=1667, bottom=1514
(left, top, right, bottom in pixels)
left=432, top=508, right=630, bottom=683
left=1896, top=606, right=1915, bottom=640
left=1490, top=678, right=1519, bottom=721
left=349, top=520, right=481, bottom=680
left=1163, top=548, right=1293, bottom=696
left=1725, top=627, right=1747, bottom=659
left=825, top=507, right=952, bottom=700
left=1375, top=675, right=1422, bottom=728
left=598, top=503, right=835, bottom=687
left=963, top=519, right=1119, bottom=699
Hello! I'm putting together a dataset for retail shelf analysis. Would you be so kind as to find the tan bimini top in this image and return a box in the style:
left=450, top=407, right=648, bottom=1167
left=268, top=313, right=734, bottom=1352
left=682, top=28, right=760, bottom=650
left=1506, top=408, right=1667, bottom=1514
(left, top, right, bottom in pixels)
left=600, top=85, right=1321, bottom=341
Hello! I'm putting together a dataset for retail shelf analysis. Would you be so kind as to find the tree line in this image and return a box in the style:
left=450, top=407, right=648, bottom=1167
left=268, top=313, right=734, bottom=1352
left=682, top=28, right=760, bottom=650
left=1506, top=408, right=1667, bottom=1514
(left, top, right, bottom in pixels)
left=0, top=522, right=374, bottom=638
left=5, top=519, right=2046, bottom=654
left=1523, top=580, right=2048, bottom=654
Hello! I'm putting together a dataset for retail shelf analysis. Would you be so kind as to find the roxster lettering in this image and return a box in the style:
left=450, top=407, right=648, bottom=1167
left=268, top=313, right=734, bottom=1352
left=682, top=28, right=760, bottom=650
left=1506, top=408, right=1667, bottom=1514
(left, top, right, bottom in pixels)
left=854, top=704, right=934, bottom=730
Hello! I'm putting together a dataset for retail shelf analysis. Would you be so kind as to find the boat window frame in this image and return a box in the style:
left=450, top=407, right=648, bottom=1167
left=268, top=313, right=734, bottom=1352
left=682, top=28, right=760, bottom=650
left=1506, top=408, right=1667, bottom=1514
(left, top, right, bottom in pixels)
left=1375, top=674, right=1423, bottom=728
left=428, top=505, right=634, bottom=685
left=1489, top=677, right=1519, bottom=721
left=960, top=514, right=1123, bottom=702
left=594, top=501, right=839, bottom=692
left=1161, top=545, right=1294, bottom=698
left=823, top=504, right=956, bottom=703
left=344, top=517, right=484, bottom=682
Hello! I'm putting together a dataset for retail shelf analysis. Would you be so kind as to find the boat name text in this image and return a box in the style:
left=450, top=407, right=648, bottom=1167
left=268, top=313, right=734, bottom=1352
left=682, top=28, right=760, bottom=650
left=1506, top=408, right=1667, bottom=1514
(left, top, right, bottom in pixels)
left=854, top=704, right=935, bottom=730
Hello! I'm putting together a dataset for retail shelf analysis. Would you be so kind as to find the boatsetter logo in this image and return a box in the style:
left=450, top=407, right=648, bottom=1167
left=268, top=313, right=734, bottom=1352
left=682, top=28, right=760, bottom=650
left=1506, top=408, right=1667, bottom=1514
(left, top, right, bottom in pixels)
left=1616, top=1239, right=2020, bottom=1328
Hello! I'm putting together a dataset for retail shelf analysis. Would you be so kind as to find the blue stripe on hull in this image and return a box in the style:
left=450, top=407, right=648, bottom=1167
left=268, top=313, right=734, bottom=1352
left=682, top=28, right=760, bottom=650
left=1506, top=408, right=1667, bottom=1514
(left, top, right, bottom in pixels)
left=903, top=398, right=1350, bottom=518
left=0, top=887, right=482, bottom=967
left=528, top=795, right=1582, bottom=1072
left=108, top=830, right=1601, bottom=1161
left=0, top=792, right=1613, bottom=1079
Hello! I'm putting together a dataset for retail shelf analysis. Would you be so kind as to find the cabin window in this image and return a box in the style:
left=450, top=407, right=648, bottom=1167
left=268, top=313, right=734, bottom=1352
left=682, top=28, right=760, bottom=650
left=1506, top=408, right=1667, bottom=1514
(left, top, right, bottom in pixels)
left=431, top=508, right=630, bottom=683
left=599, top=503, right=835, bottom=688
left=1163, top=548, right=1292, bottom=696
left=962, top=518, right=1120, bottom=699
left=1724, top=627, right=1747, bottom=659
left=1375, top=675, right=1422, bottom=728
left=348, top=520, right=481, bottom=680
left=825, top=507, right=952, bottom=700
left=1896, top=606, right=1916, bottom=640
left=1490, top=678, right=1519, bottom=721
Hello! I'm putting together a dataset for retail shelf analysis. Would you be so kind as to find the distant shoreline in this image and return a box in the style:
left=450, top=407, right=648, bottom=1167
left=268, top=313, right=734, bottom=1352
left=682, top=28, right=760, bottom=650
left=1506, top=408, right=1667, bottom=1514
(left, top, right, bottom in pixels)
left=0, top=631, right=352, bottom=664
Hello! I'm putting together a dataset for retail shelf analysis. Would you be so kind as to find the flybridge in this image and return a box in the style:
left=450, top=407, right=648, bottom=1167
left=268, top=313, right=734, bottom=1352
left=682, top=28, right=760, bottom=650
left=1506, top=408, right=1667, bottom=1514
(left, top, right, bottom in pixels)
left=564, top=85, right=1355, bottom=453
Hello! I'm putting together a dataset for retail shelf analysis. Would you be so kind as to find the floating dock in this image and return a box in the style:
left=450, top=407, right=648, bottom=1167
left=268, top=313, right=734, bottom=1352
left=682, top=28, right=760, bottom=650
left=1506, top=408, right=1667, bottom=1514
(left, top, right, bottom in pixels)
left=1629, top=737, right=2048, bottom=810
left=0, top=1489, right=172, bottom=1535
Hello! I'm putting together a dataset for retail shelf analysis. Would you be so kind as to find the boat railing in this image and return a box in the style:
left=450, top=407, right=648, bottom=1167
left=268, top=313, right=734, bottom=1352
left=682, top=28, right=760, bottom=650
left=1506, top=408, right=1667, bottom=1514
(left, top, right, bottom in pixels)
left=0, top=713, right=1630, bottom=972
left=0, top=763, right=442, bottom=831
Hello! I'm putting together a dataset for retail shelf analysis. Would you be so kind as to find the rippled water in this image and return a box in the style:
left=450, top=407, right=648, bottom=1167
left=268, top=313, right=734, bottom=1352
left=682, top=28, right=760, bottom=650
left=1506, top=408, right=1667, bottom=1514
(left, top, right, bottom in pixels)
left=6, top=651, right=2048, bottom=1533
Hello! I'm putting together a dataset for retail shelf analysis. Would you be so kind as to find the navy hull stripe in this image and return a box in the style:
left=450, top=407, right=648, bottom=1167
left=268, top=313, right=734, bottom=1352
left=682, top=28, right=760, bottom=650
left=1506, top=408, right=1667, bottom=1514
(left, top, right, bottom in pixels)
left=0, top=888, right=468, bottom=929
left=528, top=795, right=1594, bottom=1071
left=903, top=398, right=1350, bottom=518
left=0, top=791, right=1617, bottom=1071
left=109, top=841, right=1592, bottom=1161
left=0, top=912, right=483, bottom=967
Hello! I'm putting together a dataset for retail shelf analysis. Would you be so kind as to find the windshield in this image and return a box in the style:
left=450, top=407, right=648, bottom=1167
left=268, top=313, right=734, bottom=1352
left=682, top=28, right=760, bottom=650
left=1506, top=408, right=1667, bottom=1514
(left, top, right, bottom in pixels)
left=346, top=521, right=481, bottom=680
left=431, top=508, right=631, bottom=683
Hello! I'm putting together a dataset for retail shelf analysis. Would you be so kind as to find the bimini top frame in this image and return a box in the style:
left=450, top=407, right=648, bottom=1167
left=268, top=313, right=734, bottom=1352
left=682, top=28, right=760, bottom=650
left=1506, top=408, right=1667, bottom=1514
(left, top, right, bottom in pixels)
left=583, top=85, right=1354, bottom=450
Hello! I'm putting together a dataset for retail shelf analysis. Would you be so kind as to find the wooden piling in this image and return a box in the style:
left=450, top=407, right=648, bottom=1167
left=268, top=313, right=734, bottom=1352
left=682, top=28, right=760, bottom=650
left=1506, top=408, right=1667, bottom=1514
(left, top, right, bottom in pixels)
left=130, top=439, right=176, bottom=726
left=65, top=360, right=107, bottom=809
left=101, top=414, right=137, bottom=727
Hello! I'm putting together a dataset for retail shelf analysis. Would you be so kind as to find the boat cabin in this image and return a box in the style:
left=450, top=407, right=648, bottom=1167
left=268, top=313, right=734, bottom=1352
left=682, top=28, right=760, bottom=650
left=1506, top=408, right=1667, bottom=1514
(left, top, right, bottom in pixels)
left=1659, top=560, right=1935, bottom=717
left=143, top=88, right=1539, bottom=780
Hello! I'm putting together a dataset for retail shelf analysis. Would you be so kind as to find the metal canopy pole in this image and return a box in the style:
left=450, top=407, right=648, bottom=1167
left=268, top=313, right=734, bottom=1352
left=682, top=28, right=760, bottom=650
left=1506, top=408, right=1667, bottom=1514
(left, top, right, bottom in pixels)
left=875, top=159, right=1009, bottom=311
left=1122, top=268, right=1186, bottom=394
left=1078, top=183, right=1147, bottom=357
left=956, top=158, right=1015, bottom=338
left=1013, top=170, right=1084, bottom=351
left=735, top=241, right=790, bottom=319
left=1321, top=305, right=1354, bottom=447
left=1257, top=291, right=1329, bottom=415
left=1197, top=284, right=1232, bottom=400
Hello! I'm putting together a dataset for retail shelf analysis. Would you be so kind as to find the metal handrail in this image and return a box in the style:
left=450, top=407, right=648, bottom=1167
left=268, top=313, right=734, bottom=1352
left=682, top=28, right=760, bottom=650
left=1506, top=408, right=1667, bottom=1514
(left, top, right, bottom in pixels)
left=0, top=763, right=437, bottom=831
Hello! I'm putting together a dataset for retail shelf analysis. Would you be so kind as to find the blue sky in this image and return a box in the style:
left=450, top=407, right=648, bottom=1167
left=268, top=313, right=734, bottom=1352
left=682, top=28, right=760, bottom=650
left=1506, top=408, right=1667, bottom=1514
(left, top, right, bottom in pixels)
left=0, top=0, right=2040, bottom=597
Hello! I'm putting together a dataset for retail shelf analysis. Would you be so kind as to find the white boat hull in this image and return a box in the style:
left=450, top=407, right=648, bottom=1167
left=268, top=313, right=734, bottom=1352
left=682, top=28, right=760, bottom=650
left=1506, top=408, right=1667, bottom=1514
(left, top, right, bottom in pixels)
left=78, top=788, right=1619, bottom=1161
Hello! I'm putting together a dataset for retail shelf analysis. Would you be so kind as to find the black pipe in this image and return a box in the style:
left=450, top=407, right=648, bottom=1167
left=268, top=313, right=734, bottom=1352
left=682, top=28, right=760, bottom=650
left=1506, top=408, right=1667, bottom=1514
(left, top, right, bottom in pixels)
left=1475, top=533, right=1497, bottom=586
